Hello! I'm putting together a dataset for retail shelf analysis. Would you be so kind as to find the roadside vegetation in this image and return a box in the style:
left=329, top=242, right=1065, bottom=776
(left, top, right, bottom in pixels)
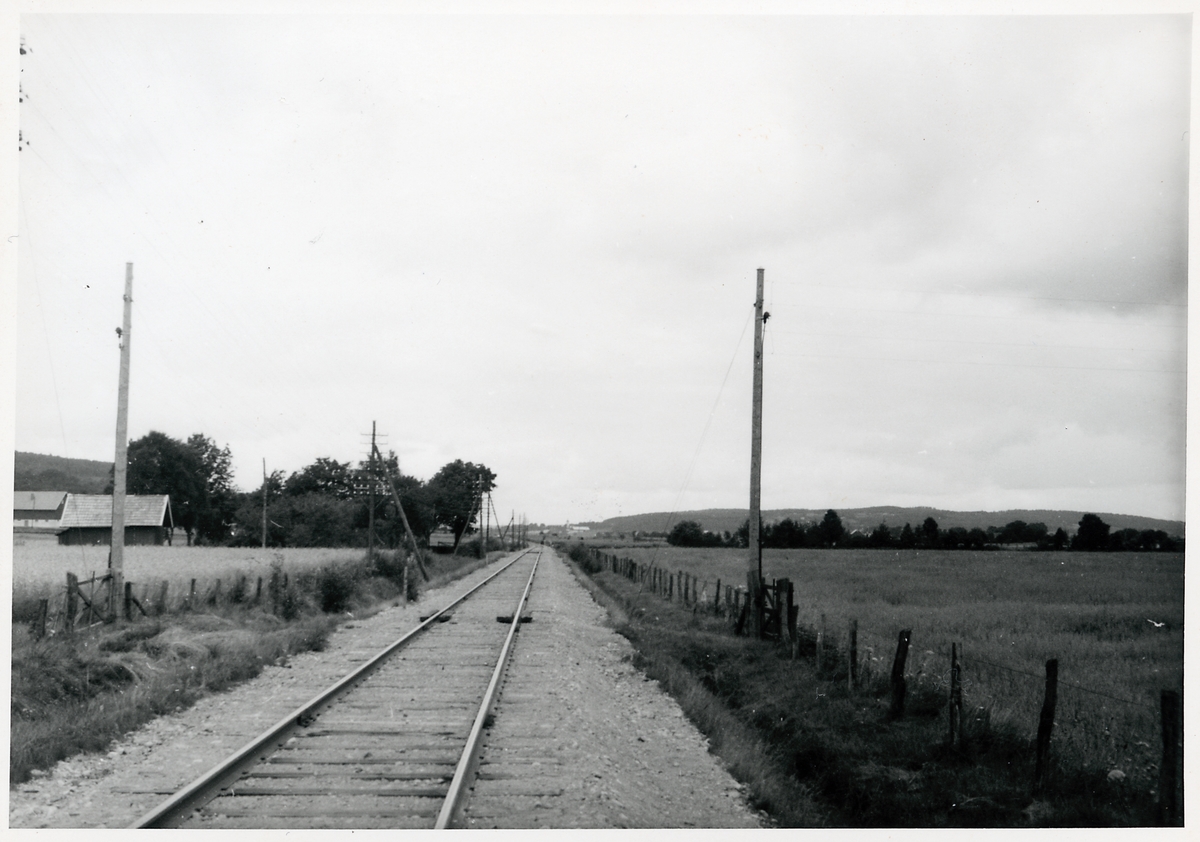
left=567, top=542, right=1181, bottom=827
left=9, top=546, right=501, bottom=786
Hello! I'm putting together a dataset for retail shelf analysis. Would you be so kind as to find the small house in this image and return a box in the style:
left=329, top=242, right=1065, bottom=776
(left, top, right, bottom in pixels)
left=13, top=490, right=68, bottom=533
left=57, top=494, right=174, bottom=546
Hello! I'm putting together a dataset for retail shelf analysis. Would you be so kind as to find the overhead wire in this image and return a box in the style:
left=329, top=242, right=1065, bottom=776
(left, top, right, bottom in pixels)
left=648, top=304, right=755, bottom=569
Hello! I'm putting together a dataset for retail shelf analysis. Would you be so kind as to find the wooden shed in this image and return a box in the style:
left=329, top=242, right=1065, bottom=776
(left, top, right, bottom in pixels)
left=57, top=494, right=174, bottom=546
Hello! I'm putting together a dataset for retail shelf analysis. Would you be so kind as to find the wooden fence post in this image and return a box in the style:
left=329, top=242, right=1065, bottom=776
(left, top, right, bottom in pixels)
left=785, top=581, right=797, bottom=658
left=156, top=580, right=169, bottom=614
left=848, top=619, right=858, bottom=692
left=32, top=598, right=48, bottom=640
left=255, top=577, right=263, bottom=605
left=948, top=643, right=963, bottom=748
left=65, top=572, right=79, bottom=634
left=816, top=613, right=826, bottom=672
left=715, top=578, right=721, bottom=615
left=889, top=629, right=912, bottom=718
left=1033, top=658, right=1059, bottom=795
left=124, top=581, right=133, bottom=621
left=188, top=578, right=197, bottom=608
left=1159, top=689, right=1182, bottom=826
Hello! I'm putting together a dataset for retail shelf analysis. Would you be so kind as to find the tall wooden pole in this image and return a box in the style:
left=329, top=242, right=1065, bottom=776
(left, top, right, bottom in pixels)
left=747, top=267, right=765, bottom=637
left=261, top=458, right=268, bottom=549
left=110, top=262, right=133, bottom=619
left=368, top=421, right=376, bottom=561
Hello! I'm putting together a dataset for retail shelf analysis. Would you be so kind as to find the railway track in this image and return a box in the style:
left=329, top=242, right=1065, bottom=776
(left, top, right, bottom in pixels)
left=132, top=547, right=542, bottom=829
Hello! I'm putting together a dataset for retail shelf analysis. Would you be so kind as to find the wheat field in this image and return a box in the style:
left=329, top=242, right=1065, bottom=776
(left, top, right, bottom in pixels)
left=11, top=535, right=362, bottom=599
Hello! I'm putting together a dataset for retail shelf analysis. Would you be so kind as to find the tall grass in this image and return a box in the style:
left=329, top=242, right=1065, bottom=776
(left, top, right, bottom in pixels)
left=576, top=550, right=1164, bottom=826
left=601, top=547, right=1182, bottom=796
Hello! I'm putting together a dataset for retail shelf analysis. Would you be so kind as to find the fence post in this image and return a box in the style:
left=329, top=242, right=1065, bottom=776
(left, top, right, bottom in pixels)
left=124, top=581, right=133, bottom=621
left=188, top=578, right=197, bottom=608
left=255, top=577, right=263, bottom=605
left=65, top=572, right=79, bottom=634
left=949, top=642, right=963, bottom=748
left=32, top=598, right=48, bottom=640
left=785, top=581, right=797, bottom=658
left=848, top=619, right=858, bottom=692
left=715, top=578, right=721, bottom=615
left=889, top=629, right=912, bottom=718
left=157, top=580, right=169, bottom=614
left=816, top=613, right=826, bottom=672
left=1159, top=689, right=1182, bottom=826
left=1033, top=658, right=1059, bottom=795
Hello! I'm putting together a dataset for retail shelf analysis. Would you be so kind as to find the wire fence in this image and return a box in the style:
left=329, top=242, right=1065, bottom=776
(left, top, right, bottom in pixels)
left=586, top=548, right=1182, bottom=823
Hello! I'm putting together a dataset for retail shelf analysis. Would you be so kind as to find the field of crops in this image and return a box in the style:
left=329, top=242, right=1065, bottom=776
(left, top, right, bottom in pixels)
left=11, top=535, right=363, bottom=601
left=603, top=545, right=1184, bottom=789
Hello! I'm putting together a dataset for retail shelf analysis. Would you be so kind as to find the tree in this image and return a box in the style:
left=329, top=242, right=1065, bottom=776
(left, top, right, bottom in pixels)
left=868, top=522, right=894, bottom=548
left=285, top=457, right=354, bottom=499
left=1051, top=527, right=1068, bottom=550
left=768, top=517, right=807, bottom=549
left=898, top=523, right=916, bottom=549
left=186, top=433, right=236, bottom=543
left=1072, top=513, right=1111, bottom=551
left=921, top=517, right=940, bottom=548
left=123, top=431, right=205, bottom=545
left=425, top=460, right=497, bottom=546
left=356, top=450, right=436, bottom=546
left=815, top=509, right=844, bottom=548
left=667, top=520, right=706, bottom=547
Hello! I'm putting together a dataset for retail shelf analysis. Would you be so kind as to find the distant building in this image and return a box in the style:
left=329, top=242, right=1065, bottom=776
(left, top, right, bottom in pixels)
left=13, top=490, right=68, bottom=534
left=429, top=529, right=456, bottom=553
left=57, top=494, right=174, bottom=546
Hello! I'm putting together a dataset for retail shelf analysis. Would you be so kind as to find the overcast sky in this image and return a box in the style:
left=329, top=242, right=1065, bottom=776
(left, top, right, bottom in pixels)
left=7, top=9, right=1190, bottom=525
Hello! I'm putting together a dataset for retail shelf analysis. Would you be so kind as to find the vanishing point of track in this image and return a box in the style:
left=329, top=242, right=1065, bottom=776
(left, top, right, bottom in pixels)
left=132, top=547, right=542, bottom=829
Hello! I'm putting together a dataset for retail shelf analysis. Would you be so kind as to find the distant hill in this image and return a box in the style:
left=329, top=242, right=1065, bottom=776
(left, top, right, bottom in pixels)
left=587, top=506, right=1184, bottom=538
left=14, top=451, right=112, bottom=494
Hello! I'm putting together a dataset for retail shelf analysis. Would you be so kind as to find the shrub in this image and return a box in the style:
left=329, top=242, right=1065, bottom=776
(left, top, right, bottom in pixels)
left=567, top=542, right=602, bottom=574
left=315, top=565, right=357, bottom=613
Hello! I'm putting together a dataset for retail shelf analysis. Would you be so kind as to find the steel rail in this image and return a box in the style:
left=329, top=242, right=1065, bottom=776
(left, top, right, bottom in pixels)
left=131, top=548, right=536, bottom=829
left=434, top=549, right=541, bottom=829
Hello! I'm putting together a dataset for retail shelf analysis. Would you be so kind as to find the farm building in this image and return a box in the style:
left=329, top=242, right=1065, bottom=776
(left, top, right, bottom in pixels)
left=57, top=494, right=174, bottom=546
left=429, top=529, right=456, bottom=553
left=13, top=490, right=68, bottom=534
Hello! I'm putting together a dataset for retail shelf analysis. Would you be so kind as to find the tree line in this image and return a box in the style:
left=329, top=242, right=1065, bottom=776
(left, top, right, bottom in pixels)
left=110, top=430, right=496, bottom=549
left=667, top=510, right=1183, bottom=552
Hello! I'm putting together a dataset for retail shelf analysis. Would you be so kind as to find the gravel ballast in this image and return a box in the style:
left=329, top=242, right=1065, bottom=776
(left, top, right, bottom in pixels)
left=9, top=547, right=762, bottom=829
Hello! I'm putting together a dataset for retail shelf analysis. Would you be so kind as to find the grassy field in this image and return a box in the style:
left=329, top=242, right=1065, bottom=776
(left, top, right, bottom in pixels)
left=12, top=537, right=354, bottom=590
left=594, top=545, right=1183, bottom=794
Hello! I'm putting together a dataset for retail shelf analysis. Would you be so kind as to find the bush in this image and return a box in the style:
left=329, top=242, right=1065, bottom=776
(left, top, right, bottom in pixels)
left=315, top=565, right=357, bottom=613
left=567, top=542, right=602, bottom=574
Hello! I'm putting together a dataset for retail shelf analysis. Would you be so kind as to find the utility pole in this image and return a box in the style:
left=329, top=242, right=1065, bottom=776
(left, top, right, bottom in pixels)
left=367, top=421, right=376, bottom=562
left=747, top=267, right=766, bottom=637
left=261, top=458, right=268, bottom=549
left=110, top=262, right=133, bottom=620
